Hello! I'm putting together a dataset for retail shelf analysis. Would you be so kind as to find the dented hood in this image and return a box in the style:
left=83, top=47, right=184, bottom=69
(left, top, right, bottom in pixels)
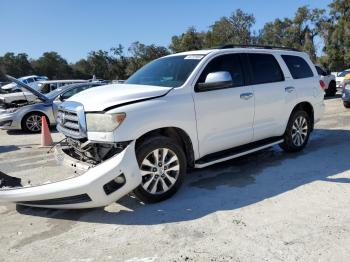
left=68, top=83, right=172, bottom=111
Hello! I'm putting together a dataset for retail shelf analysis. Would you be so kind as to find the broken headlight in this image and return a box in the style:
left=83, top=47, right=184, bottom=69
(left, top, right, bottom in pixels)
left=86, top=113, right=126, bottom=132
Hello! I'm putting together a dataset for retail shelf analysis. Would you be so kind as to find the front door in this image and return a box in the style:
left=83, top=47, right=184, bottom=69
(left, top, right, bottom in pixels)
left=192, top=54, right=255, bottom=158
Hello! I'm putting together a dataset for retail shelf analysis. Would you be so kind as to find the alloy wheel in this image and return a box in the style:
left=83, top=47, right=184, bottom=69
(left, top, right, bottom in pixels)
left=140, top=148, right=180, bottom=195
left=26, top=114, right=42, bottom=132
left=291, top=116, right=308, bottom=147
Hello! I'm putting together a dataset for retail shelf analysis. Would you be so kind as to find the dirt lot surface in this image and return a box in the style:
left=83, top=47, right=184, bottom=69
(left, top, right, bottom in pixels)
left=1, top=96, right=350, bottom=262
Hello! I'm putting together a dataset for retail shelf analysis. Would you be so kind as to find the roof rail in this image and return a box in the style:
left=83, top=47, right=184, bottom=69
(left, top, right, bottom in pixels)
left=219, top=44, right=300, bottom=52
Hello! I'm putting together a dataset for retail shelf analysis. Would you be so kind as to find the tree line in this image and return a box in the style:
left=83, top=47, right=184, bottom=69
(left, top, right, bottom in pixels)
left=0, top=0, right=349, bottom=82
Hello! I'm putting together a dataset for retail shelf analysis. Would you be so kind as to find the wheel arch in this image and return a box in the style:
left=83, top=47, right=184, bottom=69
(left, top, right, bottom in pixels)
left=21, top=111, right=50, bottom=129
left=135, top=127, right=195, bottom=168
left=289, top=102, right=314, bottom=131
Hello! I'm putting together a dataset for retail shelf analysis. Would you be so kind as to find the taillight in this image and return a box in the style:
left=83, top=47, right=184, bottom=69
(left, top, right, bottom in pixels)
left=319, top=80, right=326, bottom=90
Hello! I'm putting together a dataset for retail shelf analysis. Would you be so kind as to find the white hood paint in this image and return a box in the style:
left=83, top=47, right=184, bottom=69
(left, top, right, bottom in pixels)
left=68, top=84, right=171, bottom=111
left=0, top=91, right=36, bottom=104
left=1, top=82, right=17, bottom=90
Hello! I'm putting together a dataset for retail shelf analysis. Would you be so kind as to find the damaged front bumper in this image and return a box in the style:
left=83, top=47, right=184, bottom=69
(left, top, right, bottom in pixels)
left=0, top=141, right=141, bottom=209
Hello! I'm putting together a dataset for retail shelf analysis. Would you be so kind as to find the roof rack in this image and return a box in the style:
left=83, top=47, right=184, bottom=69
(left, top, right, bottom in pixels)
left=219, top=44, right=300, bottom=52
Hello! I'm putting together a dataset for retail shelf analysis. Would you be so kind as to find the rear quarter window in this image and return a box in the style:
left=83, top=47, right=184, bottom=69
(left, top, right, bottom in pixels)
left=248, top=53, right=284, bottom=85
left=315, top=66, right=323, bottom=75
left=282, top=55, right=314, bottom=79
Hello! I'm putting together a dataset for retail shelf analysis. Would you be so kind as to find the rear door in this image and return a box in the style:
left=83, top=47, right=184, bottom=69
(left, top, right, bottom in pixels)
left=246, top=53, right=289, bottom=141
left=192, top=53, right=254, bottom=157
left=281, top=54, right=320, bottom=114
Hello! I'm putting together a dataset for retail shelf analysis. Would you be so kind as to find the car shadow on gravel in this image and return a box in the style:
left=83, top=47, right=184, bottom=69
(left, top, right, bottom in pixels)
left=16, top=128, right=350, bottom=225
left=0, top=145, right=19, bottom=153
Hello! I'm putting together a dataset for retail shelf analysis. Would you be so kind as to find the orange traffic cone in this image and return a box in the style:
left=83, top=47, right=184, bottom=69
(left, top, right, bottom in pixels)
left=40, top=117, right=53, bottom=148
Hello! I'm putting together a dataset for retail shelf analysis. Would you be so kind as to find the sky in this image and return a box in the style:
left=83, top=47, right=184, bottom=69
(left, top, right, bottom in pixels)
left=0, top=0, right=331, bottom=63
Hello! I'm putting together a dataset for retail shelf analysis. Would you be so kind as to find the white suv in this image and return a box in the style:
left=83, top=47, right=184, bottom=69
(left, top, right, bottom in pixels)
left=0, top=46, right=325, bottom=208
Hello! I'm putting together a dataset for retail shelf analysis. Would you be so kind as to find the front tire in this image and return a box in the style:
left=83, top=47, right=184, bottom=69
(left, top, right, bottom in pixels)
left=21, top=112, right=47, bottom=133
left=133, top=136, right=187, bottom=203
left=280, top=110, right=311, bottom=152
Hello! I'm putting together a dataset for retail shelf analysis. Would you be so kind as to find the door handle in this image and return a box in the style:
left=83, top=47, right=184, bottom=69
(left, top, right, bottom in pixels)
left=285, top=86, right=295, bottom=93
left=240, top=92, right=254, bottom=100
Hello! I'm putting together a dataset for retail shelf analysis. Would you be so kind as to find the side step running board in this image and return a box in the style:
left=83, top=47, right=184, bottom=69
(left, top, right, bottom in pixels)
left=195, top=137, right=284, bottom=168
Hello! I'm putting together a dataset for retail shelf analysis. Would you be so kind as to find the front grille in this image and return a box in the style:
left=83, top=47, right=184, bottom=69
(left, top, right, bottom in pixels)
left=56, top=101, right=87, bottom=139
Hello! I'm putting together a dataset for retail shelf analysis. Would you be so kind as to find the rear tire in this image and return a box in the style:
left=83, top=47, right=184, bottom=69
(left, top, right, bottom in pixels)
left=325, top=81, right=337, bottom=96
left=280, top=110, right=311, bottom=152
left=343, top=101, right=350, bottom=108
left=133, top=136, right=187, bottom=203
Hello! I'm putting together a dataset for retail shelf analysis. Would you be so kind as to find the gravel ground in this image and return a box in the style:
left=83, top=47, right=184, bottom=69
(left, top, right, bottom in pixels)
left=1, top=95, right=350, bottom=262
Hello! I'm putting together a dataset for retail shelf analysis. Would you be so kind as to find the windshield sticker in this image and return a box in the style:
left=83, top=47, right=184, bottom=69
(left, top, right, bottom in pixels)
left=184, top=55, right=204, bottom=60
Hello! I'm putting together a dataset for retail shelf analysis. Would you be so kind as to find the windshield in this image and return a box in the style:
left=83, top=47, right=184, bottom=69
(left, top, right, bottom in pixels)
left=339, top=70, right=350, bottom=77
left=45, top=88, right=63, bottom=99
left=125, top=55, right=204, bottom=87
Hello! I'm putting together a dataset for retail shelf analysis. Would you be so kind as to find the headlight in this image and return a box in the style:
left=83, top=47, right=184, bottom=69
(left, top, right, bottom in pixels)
left=86, top=113, right=126, bottom=132
left=345, top=84, right=350, bottom=90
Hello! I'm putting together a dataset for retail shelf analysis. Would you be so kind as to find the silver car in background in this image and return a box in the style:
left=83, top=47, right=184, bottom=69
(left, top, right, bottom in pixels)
left=0, top=77, right=104, bottom=133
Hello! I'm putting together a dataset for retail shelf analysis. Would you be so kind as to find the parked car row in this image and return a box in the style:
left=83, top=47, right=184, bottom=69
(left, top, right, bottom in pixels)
left=0, top=80, right=90, bottom=107
left=329, top=69, right=350, bottom=108
left=0, top=81, right=106, bottom=132
left=335, top=69, right=350, bottom=88
left=313, top=66, right=350, bottom=108
left=1, top=75, right=48, bottom=93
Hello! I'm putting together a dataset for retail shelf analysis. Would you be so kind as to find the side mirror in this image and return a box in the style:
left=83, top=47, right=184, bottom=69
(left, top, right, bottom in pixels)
left=59, top=95, right=66, bottom=101
left=196, top=71, right=233, bottom=91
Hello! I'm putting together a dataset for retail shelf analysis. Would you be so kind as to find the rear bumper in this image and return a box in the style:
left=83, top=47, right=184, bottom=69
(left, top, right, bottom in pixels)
left=314, top=101, right=325, bottom=124
left=0, top=141, right=141, bottom=209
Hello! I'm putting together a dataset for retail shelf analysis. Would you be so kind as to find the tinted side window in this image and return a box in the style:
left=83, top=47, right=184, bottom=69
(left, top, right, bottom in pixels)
left=248, top=54, right=284, bottom=85
left=197, top=54, right=244, bottom=89
left=282, top=55, right=314, bottom=79
left=316, top=66, right=328, bottom=76
left=315, top=66, right=323, bottom=75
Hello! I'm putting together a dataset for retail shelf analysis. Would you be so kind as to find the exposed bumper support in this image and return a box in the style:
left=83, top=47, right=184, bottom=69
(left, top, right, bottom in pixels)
left=0, top=141, right=141, bottom=209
